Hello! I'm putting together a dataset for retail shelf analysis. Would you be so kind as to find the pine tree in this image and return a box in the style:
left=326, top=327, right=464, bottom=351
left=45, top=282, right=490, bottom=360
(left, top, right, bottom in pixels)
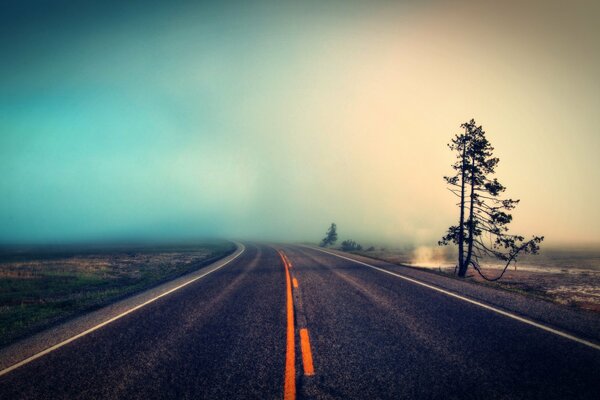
left=320, top=223, right=338, bottom=247
left=439, top=119, right=544, bottom=279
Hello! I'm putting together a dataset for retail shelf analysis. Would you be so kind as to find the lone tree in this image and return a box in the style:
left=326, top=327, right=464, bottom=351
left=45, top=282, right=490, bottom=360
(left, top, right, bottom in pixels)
left=439, top=119, right=544, bottom=280
left=320, top=223, right=338, bottom=247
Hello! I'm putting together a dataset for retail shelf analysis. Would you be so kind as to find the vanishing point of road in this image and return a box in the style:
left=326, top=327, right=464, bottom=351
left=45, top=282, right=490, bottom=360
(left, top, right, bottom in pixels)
left=0, top=243, right=599, bottom=399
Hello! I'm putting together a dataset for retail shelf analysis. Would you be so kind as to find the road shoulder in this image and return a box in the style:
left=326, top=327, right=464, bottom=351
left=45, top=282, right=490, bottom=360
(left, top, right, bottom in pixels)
left=0, top=243, right=244, bottom=373
left=303, top=245, right=600, bottom=346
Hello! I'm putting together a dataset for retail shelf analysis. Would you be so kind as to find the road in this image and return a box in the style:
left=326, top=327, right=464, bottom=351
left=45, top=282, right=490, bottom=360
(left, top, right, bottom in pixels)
left=0, top=243, right=599, bottom=399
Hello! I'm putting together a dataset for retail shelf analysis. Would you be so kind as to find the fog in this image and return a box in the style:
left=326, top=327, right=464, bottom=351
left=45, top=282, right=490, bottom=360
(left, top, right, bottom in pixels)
left=1, top=1, right=599, bottom=246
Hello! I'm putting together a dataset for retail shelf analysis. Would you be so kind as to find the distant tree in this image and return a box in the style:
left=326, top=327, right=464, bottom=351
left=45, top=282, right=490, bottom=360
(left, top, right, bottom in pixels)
left=439, top=119, right=544, bottom=280
left=320, top=223, right=338, bottom=247
left=340, top=240, right=362, bottom=252
left=366, top=246, right=375, bottom=252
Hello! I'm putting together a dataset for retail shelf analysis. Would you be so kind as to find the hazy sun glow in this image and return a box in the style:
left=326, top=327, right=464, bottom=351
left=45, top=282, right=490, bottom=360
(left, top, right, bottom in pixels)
left=1, top=0, right=599, bottom=245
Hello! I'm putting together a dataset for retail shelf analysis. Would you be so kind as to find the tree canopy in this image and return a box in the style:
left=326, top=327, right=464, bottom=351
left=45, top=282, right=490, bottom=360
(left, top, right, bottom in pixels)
left=320, top=223, right=338, bottom=248
left=439, top=119, right=544, bottom=279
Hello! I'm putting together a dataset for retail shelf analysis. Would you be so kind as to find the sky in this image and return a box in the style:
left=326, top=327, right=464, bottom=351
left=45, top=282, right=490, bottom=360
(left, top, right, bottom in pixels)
left=1, top=0, right=599, bottom=246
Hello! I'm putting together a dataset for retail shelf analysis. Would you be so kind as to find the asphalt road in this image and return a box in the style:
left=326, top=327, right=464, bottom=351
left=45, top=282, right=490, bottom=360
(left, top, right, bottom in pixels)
left=1, top=243, right=599, bottom=399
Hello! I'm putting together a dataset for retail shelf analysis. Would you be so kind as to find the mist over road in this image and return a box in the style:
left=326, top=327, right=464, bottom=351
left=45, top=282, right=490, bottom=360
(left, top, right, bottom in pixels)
left=0, top=243, right=599, bottom=399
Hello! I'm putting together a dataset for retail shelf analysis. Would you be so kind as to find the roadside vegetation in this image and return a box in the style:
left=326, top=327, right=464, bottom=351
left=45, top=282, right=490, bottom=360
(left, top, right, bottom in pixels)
left=439, top=119, right=543, bottom=280
left=319, top=223, right=365, bottom=253
left=340, top=240, right=362, bottom=252
left=0, top=240, right=235, bottom=347
left=320, top=223, right=338, bottom=247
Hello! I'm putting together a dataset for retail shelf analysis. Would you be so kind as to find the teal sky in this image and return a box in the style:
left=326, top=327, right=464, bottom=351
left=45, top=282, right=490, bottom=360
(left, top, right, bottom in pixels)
left=1, top=1, right=599, bottom=245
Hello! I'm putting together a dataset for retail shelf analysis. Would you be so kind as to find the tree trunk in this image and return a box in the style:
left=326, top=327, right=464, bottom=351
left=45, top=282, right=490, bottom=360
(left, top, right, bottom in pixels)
left=457, top=142, right=467, bottom=277
left=462, top=154, right=477, bottom=276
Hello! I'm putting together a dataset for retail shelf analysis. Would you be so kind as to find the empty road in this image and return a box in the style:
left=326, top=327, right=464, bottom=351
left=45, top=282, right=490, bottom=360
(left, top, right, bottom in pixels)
left=0, top=243, right=599, bottom=399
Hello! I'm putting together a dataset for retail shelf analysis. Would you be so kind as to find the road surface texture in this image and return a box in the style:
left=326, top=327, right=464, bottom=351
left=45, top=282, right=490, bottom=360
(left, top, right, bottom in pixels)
left=1, top=243, right=599, bottom=399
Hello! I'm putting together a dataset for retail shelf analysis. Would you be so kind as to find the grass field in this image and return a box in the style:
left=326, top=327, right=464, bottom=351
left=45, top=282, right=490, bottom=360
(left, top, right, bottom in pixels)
left=0, top=240, right=236, bottom=348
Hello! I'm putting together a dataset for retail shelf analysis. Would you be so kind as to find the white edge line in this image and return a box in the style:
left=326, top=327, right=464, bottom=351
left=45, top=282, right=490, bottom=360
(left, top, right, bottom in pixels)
left=0, top=243, right=246, bottom=377
left=308, top=246, right=600, bottom=351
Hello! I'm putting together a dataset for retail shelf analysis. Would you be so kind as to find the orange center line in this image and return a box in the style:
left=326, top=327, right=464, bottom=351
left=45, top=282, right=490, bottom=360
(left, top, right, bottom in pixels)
left=280, top=251, right=296, bottom=400
left=292, top=278, right=298, bottom=288
left=299, top=328, right=315, bottom=376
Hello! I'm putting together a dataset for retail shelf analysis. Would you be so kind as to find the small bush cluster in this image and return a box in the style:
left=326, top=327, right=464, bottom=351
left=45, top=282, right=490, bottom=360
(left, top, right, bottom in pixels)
left=340, top=240, right=362, bottom=252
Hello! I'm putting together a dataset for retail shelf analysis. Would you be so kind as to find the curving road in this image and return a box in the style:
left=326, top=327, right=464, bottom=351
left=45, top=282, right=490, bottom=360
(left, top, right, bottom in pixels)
left=0, top=243, right=599, bottom=399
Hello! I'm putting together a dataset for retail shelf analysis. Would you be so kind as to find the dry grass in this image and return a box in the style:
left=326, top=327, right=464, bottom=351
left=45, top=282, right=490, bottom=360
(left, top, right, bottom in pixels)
left=0, top=241, right=235, bottom=348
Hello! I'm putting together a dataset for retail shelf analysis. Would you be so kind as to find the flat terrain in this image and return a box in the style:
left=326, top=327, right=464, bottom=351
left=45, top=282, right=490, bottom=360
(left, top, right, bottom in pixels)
left=354, top=246, right=600, bottom=313
left=0, top=243, right=599, bottom=399
left=0, top=241, right=235, bottom=347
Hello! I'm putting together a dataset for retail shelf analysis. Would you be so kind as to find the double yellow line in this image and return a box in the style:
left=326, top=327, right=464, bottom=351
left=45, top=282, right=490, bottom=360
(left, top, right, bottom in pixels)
left=278, top=250, right=314, bottom=400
